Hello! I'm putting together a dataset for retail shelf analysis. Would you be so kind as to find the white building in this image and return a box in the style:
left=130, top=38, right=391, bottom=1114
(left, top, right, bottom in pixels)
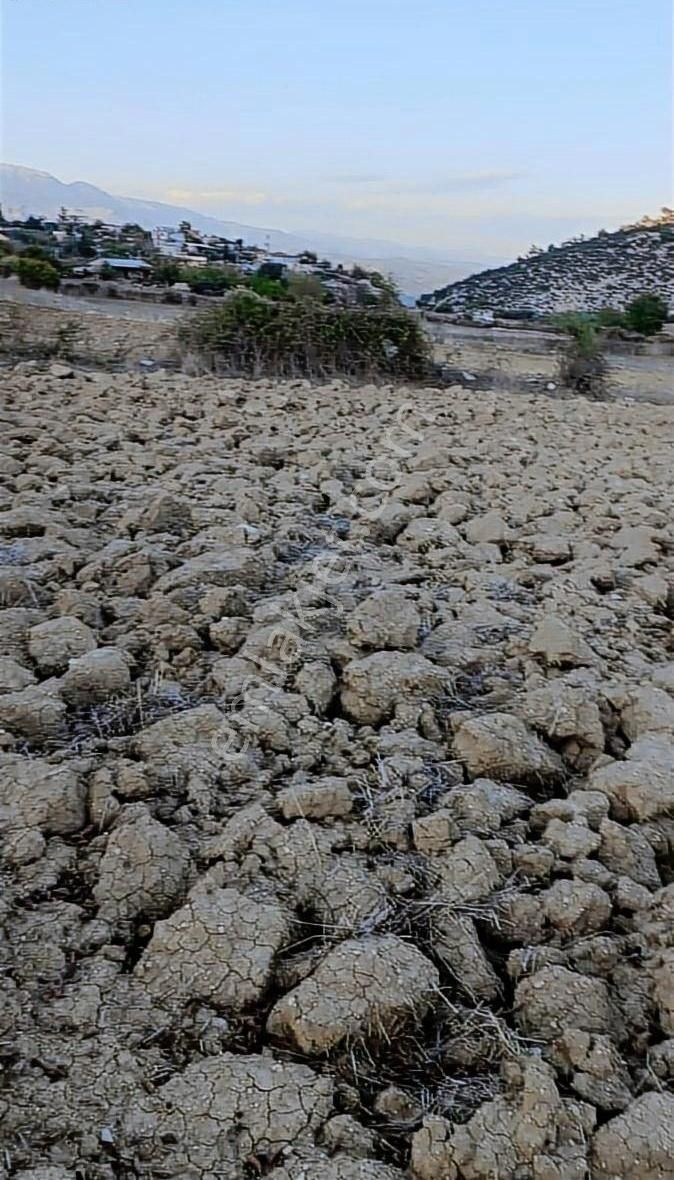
left=153, top=226, right=186, bottom=257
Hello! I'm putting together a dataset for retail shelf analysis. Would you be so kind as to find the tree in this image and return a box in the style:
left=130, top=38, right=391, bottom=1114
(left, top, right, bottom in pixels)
left=14, top=257, right=60, bottom=291
left=152, top=259, right=183, bottom=286
left=369, top=270, right=401, bottom=307
left=624, top=293, right=668, bottom=336
left=20, top=244, right=56, bottom=263
left=298, top=250, right=318, bottom=264
left=181, top=265, right=239, bottom=295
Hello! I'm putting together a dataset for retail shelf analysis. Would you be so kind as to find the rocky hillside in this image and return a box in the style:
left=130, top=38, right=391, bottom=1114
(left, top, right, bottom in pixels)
left=2, top=362, right=674, bottom=1178
left=421, top=215, right=674, bottom=315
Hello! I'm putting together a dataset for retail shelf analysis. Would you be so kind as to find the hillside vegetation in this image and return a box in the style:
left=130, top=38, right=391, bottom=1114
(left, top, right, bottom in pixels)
left=421, top=212, right=674, bottom=316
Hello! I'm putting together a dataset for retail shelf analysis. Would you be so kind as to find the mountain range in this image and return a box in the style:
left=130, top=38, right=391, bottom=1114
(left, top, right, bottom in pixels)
left=0, top=164, right=495, bottom=296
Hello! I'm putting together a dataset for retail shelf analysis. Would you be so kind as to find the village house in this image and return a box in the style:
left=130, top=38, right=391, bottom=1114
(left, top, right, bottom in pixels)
left=86, top=257, right=152, bottom=279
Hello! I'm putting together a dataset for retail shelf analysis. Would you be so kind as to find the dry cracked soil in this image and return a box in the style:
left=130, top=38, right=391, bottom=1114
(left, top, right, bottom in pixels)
left=1, top=361, right=674, bottom=1180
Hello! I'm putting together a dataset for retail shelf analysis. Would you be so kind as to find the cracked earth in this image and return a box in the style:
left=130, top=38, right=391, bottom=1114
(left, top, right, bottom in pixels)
left=1, top=362, right=674, bottom=1179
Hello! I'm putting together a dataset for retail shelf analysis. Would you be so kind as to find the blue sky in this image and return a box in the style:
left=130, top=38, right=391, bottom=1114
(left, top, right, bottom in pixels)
left=1, top=0, right=672, bottom=258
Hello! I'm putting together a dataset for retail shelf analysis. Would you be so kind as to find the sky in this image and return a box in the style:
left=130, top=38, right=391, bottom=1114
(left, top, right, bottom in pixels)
left=1, top=0, right=672, bottom=260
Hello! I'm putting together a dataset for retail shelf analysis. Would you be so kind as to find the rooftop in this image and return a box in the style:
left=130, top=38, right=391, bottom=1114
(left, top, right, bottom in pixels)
left=89, top=257, right=152, bottom=270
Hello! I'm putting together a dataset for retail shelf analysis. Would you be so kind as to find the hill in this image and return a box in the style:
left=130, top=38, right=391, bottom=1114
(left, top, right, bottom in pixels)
left=420, top=212, right=674, bottom=314
left=0, top=164, right=482, bottom=296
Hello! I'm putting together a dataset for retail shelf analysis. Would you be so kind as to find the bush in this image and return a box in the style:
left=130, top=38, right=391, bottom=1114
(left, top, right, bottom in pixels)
left=596, top=307, right=627, bottom=329
left=13, top=257, right=61, bottom=291
left=246, top=274, right=288, bottom=300
left=177, top=292, right=432, bottom=380
left=180, top=265, right=240, bottom=295
left=20, top=244, right=57, bottom=263
left=152, top=260, right=183, bottom=286
left=624, top=293, right=668, bottom=336
left=554, top=312, right=607, bottom=399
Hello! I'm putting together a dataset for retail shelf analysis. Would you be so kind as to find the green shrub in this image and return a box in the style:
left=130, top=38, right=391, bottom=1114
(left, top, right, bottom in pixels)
left=553, top=312, right=607, bottom=399
left=596, top=307, right=627, bottom=329
left=152, top=260, right=183, bottom=286
left=624, top=293, right=668, bottom=336
left=246, top=274, right=288, bottom=300
left=13, top=257, right=61, bottom=291
left=553, top=312, right=600, bottom=357
left=20, top=244, right=57, bottom=263
left=177, top=291, right=432, bottom=380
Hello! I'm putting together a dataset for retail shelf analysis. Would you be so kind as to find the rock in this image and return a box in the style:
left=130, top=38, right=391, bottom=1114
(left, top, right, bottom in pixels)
left=277, top=777, right=353, bottom=820
left=28, top=616, right=97, bottom=675
left=135, top=887, right=289, bottom=1011
left=120, top=1053, right=333, bottom=1176
left=321, top=1114, right=378, bottom=1159
left=609, top=524, right=660, bottom=567
left=294, top=660, right=337, bottom=714
left=591, top=1092, right=674, bottom=1179
left=453, top=712, right=563, bottom=783
left=589, top=735, right=674, bottom=820
left=445, top=1056, right=593, bottom=1180
left=652, top=663, right=674, bottom=695
left=93, top=810, right=190, bottom=925
left=413, top=809, right=459, bottom=854
left=542, top=879, right=612, bottom=937
left=133, top=698, right=236, bottom=764
left=398, top=517, right=461, bottom=552
left=443, top=779, right=531, bottom=835
left=267, top=935, right=439, bottom=1054
left=0, top=685, right=66, bottom=739
left=307, top=857, right=390, bottom=933
left=347, top=589, right=422, bottom=650
left=1, top=827, right=46, bottom=866
left=410, top=1116, right=456, bottom=1180
left=0, top=754, right=86, bottom=835
left=153, top=547, right=266, bottom=593
left=273, top=1160, right=404, bottom=1180
left=542, top=817, right=602, bottom=859
left=554, top=1029, right=632, bottom=1111
left=374, top=1086, right=422, bottom=1124
left=433, top=834, right=501, bottom=907
left=430, top=912, right=500, bottom=1000
left=341, top=652, right=446, bottom=725
left=620, top=685, right=674, bottom=740
left=49, top=363, right=74, bottom=379
left=529, top=615, right=595, bottom=666
left=653, top=949, right=674, bottom=1035
left=208, top=615, right=248, bottom=654
left=527, top=534, right=572, bottom=563
left=598, top=818, right=660, bottom=888
left=61, top=646, right=131, bottom=705
left=519, top=676, right=604, bottom=763
left=515, top=965, right=614, bottom=1037
left=0, top=656, right=36, bottom=694
left=532, top=790, right=610, bottom=831
left=465, top=511, right=511, bottom=545
left=137, top=490, right=193, bottom=534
